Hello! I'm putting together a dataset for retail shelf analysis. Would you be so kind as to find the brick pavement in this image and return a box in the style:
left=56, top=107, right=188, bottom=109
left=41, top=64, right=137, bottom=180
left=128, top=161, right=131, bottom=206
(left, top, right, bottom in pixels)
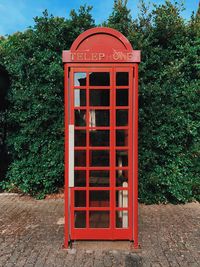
left=0, top=194, right=199, bottom=267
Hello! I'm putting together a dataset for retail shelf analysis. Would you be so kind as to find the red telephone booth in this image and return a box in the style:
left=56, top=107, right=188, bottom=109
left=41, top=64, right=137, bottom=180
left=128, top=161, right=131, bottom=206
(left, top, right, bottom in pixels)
left=63, top=27, right=141, bottom=248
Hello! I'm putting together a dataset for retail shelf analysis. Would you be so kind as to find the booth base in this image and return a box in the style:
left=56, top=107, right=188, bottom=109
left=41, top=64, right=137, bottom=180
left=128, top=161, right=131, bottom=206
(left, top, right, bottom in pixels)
left=71, top=241, right=139, bottom=251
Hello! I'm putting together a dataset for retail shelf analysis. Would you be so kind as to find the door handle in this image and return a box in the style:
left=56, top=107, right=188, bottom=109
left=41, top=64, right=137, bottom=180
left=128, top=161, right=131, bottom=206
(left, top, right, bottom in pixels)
left=69, top=124, right=74, bottom=187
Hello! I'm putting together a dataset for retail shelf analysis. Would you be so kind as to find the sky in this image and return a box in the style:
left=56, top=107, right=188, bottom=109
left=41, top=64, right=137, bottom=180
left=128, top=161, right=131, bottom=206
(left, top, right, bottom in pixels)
left=0, top=0, right=199, bottom=36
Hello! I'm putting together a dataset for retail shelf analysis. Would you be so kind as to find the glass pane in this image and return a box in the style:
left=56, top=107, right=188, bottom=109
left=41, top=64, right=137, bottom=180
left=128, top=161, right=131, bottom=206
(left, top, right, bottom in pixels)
left=75, top=130, right=86, bottom=147
left=116, top=130, right=128, bottom=146
left=90, top=150, right=109, bottom=166
left=116, top=72, right=129, bottom=86
left=89, top=72, right=110, bottom=86
left=89, top=110, right=110, bottom=127
left=116, top=211, right=128, bottom=228
left=90, top=130, right=109, bottom=146
left=89, top=191, right=110, bottom=207
left=74, top=72, right=86, bottom=86
left=75, top=150, right=86, bottom=166
left=89, top=211, right=109, bottom=228
left=116, top=110, right=128, bottom=126
left=75, top=170, right=86, bottom=187
left=116, top=89, right=128, bottom=106
left=116, top=150, right=128, bottom=167
left=75, top=110, right=86, bottom=126
left=116, top=170, right=128, bottom=187
left=89, top=171, right=110, bottom=187
left=90, top=89, right=110, bottom=106
left=116, top=190, right=128, bottom=207
left=75, top=211, right=86, bottom=228
left=75, top=191, right=86, bottom=207
left=74, top=89, right=86, bottom=107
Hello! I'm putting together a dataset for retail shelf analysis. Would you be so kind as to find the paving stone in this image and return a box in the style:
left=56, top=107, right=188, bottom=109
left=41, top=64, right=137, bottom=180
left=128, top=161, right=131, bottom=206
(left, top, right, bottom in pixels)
left=64, top=254, right=76, bottom=267
left=67, top=248, right=77, bottom=255
left=150, top=263, right=162, bottom=267
left=54, top=249, right=67, bottom=266
left=73, top=249, right=85, bottom=267
left=125, top=254, right=143, bottom=267
left=33, top=247, right=50, bottom=267
left=0, top=195, right=199, bottom=267
left=83, top=257, right=94, bottom=267
left=103, top=254, right=113, bottom=267
left=86, top=249, right=94, bottom=254
left=112, top=252, right=124, bottom=266
left=4, top=263, right=14, bottom=267
left=110, top=250, right=118, bottom=255
left=93, top=259, right=104, bottom=267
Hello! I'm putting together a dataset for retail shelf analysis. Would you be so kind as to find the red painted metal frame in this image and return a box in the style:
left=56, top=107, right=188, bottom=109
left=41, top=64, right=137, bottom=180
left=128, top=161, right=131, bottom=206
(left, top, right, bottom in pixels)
left=70, top=27, right=133, bottom=51
left=133, top=64, right=139, bottom=248
left=63, top=27, right=141, bottom=63
left=65, top=64, right=136, bottom=242
left=63, top=27, right=140, bottom=248
left=64, top=63, right=69, bottom=248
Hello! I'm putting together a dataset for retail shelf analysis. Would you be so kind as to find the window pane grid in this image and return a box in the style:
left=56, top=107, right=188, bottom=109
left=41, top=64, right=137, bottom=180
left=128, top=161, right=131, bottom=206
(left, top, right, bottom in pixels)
left=71, top=68, right=132, bottom=232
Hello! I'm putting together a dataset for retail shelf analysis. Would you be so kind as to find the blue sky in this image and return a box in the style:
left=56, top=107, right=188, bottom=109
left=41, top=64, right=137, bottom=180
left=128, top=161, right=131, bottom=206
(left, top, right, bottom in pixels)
left=0, top=0, right=199, bottom=36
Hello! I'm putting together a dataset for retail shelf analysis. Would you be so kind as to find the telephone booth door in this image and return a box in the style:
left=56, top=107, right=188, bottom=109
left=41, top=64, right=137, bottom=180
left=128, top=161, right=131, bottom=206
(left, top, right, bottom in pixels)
left=63, top=28, right=140, bottom=248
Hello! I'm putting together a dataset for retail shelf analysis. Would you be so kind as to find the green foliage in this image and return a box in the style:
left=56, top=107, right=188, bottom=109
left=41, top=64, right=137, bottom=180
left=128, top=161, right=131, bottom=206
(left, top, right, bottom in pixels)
left=0, top=7, right=95, bottom=198
left=0, top=61, right=10, bottom=184
left=134, top=1, right=200, bottom=203
left=103, top=0, right=133, bottom=36
left=70, top=5, right=95, bottom=37
left=104, top=0, right=200, bottom=203
left=0, top=1, right=199, bottom=203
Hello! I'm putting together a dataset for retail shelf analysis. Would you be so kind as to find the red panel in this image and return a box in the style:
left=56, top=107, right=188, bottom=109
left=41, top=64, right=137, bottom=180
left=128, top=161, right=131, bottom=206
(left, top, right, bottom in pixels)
left=71, top=229, right=131, bottom=240
left=62, top=27, right=141, bottom=63
left=63, top=50, right=141, bottom=63
left=70, top=27, right=133, bottom=51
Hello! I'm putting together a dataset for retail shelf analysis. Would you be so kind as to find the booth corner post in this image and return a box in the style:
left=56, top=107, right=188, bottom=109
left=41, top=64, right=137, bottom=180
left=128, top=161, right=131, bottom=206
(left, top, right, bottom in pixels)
left=62, top=27, right=141, bottom=249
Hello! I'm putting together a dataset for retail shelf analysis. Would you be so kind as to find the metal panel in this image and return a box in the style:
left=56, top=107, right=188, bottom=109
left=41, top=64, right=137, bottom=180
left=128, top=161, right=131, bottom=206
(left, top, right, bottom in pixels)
left=69, top=124, right=74, bottom=187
